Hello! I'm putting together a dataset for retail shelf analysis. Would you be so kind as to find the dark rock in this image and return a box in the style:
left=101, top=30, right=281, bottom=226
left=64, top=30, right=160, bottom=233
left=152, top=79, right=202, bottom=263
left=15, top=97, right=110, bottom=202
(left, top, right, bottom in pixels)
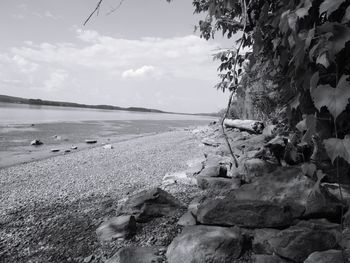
left=177, top=211, right=196, bottom=226
left=117, top=188, right=184, bottom=222
left=30, top=139, right=43, bottom=146
left=198, top=165, right=228, bottom=178
left=228, top=167, right=346, bottom=221
left=251, top=254, right=289, bottom=263
left=106, top=247, right=165, bottom=263
left=252, top=228, right=279, bottom=254
left=51, top=149, right=60, bottom=152
left=304, top=250, right=344, bottom=263
left=202, top=139, right=220, bottom=147
left=197, top=198, right=294, bottom=228
left=85, top=139, right=97, bottom=144
left=96, top=215, right=136, bottom=241
left=268, top=221, right=340, bottom=262
left=166, top=225, right=242, bottom=263
left=196, top=177, right=240, bottom=191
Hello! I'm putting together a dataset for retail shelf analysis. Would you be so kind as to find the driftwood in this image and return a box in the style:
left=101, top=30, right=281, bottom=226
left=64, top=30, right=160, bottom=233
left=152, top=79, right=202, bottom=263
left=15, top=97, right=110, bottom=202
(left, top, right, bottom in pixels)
left=224, top=119, right=264, bottom=134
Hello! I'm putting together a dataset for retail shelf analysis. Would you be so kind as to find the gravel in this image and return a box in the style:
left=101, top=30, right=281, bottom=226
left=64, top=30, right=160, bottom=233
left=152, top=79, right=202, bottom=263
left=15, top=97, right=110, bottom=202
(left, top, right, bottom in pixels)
left=0, top=130, right=206, bottom=263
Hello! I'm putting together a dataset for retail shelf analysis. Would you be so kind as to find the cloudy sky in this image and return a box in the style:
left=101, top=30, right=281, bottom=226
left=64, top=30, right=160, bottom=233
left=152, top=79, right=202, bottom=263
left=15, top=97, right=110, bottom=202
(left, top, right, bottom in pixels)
left=0, top=0, right=233, bottom=113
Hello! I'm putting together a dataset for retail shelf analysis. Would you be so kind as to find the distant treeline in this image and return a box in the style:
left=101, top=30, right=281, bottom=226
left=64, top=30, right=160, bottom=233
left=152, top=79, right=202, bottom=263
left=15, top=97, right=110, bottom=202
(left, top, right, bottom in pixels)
left=0, top=95, right=164, bottom=113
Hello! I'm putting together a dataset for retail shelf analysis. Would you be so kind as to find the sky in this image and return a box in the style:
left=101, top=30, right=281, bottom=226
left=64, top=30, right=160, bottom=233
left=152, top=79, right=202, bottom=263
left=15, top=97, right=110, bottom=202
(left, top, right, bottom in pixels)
left=0, top=0, right=234, bottom=113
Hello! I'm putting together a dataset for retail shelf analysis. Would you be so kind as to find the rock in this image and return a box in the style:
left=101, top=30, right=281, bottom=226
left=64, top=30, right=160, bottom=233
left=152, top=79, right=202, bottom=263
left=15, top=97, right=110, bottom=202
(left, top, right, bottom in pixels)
left=197, top=199, right=294, bottom=228
left=196, top=177, right=240, bottom=191
left=64, top=150, right=71, bottom=153
left=197, top=165, right=228, bottom=178
left=85, top=139, right=97, bottom=144
left=71, top=146, right=78, bottom=150
left=252, top=228, right=280, bottom=254
left=30, top=139, right=43, bottom=146
left=340, top=228, right=350, bottom=250
left=188, top=196, right=208, bottom=215
left=103, top=144, right=113, bottom=149
left=117, top=188, right=185, bottom=222
left=252, top=254, right=288, bottom=263
left=268, top=220, right=340, bottom=262
left=202, top=138, right=220, bottom=147
left=177, top=211, right=196, bottom=226
left=96, top=215, right=136, bottom=241
left=83, top=255, right=93, bottom=263
left=228, top=167, right=346, bottom=221
left=166, top=225, right=242, bottom=263
left=304, top=250, right=343, bottom=263
left=53, top=135, right=62, bottom=140
left=240, top=158, right=276, bottom=182
left=163, top=171, right=197, bottom=186
left=51, top=149, right=60, bottom=152
left=106, top=247, right=165, bottom=263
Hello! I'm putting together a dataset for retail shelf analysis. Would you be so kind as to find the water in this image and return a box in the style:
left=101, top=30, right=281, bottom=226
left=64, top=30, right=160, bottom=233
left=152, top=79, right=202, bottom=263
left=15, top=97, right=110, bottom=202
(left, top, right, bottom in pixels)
left=0, top=102, right=214, bottom=124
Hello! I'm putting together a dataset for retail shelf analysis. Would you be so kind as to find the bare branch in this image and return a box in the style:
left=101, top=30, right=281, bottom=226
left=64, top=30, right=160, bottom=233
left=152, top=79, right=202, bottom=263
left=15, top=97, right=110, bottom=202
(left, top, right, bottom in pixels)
left=84, top=0, right=103, bottom=26
left=106, top=0, right=125, bottom=16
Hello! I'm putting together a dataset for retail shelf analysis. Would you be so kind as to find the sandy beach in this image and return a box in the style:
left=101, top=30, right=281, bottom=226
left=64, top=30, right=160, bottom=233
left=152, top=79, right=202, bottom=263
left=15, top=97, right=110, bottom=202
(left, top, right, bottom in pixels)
left=0, top=128, right=207, bottom=262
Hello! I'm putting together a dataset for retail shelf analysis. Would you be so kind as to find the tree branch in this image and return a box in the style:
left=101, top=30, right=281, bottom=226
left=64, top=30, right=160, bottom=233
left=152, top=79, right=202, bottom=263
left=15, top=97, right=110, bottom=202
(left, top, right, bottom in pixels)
left=84, top=0, right=103, bottom=26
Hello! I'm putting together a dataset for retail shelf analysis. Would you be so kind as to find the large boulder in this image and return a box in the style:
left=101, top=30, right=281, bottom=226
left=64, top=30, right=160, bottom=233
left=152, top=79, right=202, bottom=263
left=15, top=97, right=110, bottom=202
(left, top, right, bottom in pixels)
left=106, top=246, right=165, bottom=263
left=196, top=177, right=240, bottom=191
left=304, top=250, right=344, bottom=263
left=252, top=254, right=289, bottom=263
left=166, top=225, right=242, bottom=263
left=268, top=220, right=340, bottom=262
left=96, top=215, right=136, bottom=241
left=117, top=188, right=185, bottom=222
left=162, top=171, right=197, bottom=186
left=197, top=165, right=228, bottom=178
left=252, top=228, right=280, bottom=254
left=196, top=198, right=294, bottom=228
left=228, top=167, right=345, bottom=220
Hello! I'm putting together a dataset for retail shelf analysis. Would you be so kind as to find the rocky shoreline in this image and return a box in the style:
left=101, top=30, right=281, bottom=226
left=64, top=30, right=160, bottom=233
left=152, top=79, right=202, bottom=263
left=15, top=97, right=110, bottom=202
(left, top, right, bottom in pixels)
left=92, top=123, right=349, bottom=263
left=1, top=123, right=350, bottom=263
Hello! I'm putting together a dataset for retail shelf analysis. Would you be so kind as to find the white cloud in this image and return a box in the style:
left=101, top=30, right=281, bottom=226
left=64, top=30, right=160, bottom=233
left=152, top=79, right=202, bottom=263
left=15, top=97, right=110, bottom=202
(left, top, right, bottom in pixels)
left=122, top=65, right=156, bottom=78
left=42, top=70, right=68, bottom=92
left=0, top=30, right=229, bottom=112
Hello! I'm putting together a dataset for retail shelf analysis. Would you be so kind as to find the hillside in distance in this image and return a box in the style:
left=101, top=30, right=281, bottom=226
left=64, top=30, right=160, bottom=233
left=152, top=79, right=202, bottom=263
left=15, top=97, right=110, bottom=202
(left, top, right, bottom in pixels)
left=0, top=94, right=166, bottom=113
left=0, top=94, right=220, bottom=116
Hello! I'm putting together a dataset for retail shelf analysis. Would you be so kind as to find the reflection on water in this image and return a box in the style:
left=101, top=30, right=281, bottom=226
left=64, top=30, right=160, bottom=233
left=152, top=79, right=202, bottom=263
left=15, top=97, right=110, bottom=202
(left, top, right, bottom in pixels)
left=0, top=102, right=214, bottom=124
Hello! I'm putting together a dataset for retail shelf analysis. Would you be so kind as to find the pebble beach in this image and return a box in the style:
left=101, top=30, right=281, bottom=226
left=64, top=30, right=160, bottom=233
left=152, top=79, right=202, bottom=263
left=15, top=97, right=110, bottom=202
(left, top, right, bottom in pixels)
left=0, top=128, right=208, bottom=262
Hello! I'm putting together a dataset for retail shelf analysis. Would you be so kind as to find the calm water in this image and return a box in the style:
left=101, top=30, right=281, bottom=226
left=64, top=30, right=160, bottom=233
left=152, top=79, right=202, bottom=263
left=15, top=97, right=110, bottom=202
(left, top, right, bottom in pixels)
left=0, top=102, right=214, bottom=124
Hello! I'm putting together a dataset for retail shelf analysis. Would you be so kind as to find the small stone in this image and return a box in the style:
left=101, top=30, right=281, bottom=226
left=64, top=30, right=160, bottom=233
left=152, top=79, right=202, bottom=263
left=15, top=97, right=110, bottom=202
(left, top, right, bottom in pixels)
left=84, top=255, right=93, bottom=263
left=177, top=211, right=196, bottom=226
left=71, top=146, right=78, bottom=150
left=51, top=149, right=60, bottom=152
left=30, top=139, right=43, bottom=146
left=103, top=144, right=113, bottom=149
left=85, top=139, right=97, bottom=144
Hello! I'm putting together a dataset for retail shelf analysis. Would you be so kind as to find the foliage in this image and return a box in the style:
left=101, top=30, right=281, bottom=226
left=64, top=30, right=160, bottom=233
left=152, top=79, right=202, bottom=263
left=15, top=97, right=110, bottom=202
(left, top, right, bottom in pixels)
left=192, top=0, right=350, bottom=166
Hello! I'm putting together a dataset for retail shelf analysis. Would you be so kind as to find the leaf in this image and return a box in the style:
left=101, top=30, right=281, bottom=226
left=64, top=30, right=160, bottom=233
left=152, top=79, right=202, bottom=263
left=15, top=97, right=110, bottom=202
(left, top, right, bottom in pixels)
left=295, top=0, right=312, bottom=18
left=301, top=163, right=317, bottom=177
left=316, top=52, right=329, bottom=68
left=309, top=71, right=319, bottom=94
left=342, top=6, right=350, bottom=23
left=311, top=75, right=350, bottom=119
left=304, top=28, right=315, bottom=50
left=319, top=0, right=345, bottom=18
left=296, top=114, right=317, bottom=143
left=323, top=135, right=350, bottom=164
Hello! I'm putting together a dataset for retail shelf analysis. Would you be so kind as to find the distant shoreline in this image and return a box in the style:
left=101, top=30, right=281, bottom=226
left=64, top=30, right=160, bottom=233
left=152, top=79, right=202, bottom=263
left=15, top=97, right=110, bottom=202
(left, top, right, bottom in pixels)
left=0, top=94, right=219, bottom=117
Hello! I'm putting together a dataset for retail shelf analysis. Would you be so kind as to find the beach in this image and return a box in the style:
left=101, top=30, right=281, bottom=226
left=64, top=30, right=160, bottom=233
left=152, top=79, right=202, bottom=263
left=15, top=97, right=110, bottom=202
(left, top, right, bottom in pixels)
left=0, top=127, right=209, bottom=262
left=0, top=119, right=212, bottom=168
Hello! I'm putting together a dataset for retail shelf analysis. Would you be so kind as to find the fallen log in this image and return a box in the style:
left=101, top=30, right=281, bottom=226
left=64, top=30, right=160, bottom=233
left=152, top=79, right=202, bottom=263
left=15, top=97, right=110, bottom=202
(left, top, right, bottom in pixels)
left=224, top=119, right=264, bottom=134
